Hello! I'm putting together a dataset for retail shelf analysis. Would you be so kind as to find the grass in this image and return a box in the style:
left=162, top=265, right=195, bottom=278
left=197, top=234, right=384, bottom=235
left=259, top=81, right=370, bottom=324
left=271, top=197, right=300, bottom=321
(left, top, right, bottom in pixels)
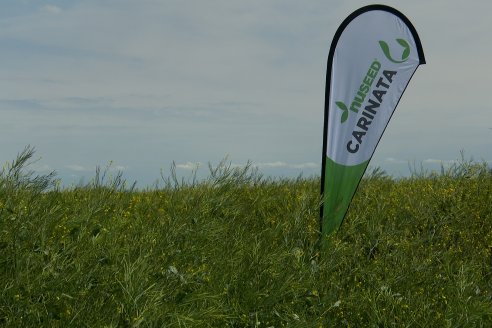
left=1, top=146, right=491, bottom=327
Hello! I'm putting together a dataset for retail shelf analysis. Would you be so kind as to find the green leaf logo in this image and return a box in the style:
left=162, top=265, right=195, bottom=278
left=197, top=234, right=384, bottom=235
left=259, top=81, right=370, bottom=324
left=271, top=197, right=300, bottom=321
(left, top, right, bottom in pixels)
left=379, top=39, right=411, bottom=63
left=336, top=101, right=349, bottom=123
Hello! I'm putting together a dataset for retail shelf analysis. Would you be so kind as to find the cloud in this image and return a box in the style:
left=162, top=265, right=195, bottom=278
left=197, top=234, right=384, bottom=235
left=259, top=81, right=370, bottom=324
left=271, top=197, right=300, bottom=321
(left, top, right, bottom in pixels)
left=66, top=164, right=89, bottom=172
left=111, top=165, right=126, bottom=171
left=255, top=161, right=288, bottom=168
left=422, top=159, right=442, bottom=164
left=290, top=162, right=319, bottom=169
left=423, top=159, right=458, bottom=165
left=32, top=163, right=53, bottom=172
left=65, top=163, right=126, bottom=173
left=176, top=162, right=201, bottom=170
left=234, top=162, right=319, bottom=169
left=384, top=157, right=407, bottom=164
left=42, top=5, right=62, bottom=14
left=176, top=161, right=318, bottom=171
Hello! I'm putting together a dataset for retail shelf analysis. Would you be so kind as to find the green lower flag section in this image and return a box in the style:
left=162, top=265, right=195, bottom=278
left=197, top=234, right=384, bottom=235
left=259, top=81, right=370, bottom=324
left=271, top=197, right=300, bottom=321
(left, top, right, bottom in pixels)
left=322, top=157, right=369, bottom=235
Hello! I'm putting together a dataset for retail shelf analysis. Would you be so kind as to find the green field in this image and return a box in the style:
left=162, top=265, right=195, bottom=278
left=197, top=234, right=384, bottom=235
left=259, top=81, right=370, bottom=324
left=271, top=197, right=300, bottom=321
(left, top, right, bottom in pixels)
left=1, top=147, right=491, bottom=327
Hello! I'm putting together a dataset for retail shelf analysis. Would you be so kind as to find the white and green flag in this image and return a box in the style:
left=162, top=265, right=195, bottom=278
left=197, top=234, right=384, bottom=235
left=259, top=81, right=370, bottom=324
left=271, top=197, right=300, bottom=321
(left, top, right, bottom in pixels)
left=321, top=5, right=425, bottom=236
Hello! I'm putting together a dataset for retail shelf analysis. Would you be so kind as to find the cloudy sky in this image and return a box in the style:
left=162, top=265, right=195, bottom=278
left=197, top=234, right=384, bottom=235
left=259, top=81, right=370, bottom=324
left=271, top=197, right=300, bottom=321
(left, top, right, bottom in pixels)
left=1, top=0, right=491, bottom=187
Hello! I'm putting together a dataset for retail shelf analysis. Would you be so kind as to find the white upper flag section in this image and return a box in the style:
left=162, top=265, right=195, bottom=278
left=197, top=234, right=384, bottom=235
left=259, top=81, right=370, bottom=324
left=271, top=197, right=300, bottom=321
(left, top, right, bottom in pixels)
left=325, top=6, right=425, bottom=166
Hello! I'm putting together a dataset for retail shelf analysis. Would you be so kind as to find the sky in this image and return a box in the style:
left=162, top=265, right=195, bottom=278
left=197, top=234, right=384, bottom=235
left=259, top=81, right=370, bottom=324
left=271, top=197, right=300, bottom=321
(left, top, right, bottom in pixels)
left=1, top=0, right=491, bottom=187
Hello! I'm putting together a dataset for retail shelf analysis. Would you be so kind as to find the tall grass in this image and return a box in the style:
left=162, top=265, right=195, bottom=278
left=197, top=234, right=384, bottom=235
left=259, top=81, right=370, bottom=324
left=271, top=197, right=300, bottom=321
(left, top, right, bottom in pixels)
left=0, top=147, right=491, bottom=327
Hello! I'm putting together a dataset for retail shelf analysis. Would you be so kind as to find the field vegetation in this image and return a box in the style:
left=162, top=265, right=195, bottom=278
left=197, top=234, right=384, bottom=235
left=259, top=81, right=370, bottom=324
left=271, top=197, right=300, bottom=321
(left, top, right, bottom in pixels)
left=1, top=147, right=491, bottom=327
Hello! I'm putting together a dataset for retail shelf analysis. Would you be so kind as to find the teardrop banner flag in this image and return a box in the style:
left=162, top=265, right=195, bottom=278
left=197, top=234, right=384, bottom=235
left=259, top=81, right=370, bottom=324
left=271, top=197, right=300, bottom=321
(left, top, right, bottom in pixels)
left=320, top=5, right=425, bottom=236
